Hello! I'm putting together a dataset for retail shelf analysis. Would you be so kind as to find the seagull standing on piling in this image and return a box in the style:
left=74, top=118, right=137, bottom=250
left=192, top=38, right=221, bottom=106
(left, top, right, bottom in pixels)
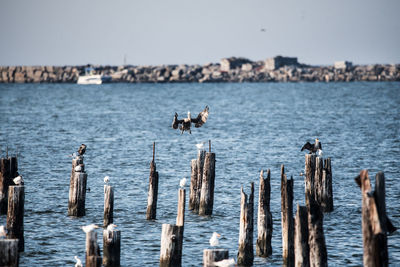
left=13, top=175, right=24, bottom=185
left=74, top=256, right=83, bottom=267
left=0, top=225, right=7, bottom=238
left=196, top=142, right=206, bottom=151
left=209, top=232, right=221, bottom=247
left=180, top=177, right=187, bottom=188
left=106, top=224, right=117, bottom=232
left=104, top=176, right=110, bottom=184
left=81, top=224, right=99, bottom=233
left=74, top=165, right=82, bottom=172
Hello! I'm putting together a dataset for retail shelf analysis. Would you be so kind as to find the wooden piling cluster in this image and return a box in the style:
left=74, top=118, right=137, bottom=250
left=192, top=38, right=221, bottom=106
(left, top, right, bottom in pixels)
left=0, top=156, right=18, bottom=214
left=146, top=142, right=159, bottom=220
left=68, top=155, right=87, bottom=217
left=237, top=183, right=254, bottom=266
left=355, top=170, right=397, bottom=267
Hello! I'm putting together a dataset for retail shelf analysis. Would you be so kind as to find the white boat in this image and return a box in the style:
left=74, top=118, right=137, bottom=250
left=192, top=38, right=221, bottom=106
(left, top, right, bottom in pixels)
left=77, top=67, right=111, bottom=84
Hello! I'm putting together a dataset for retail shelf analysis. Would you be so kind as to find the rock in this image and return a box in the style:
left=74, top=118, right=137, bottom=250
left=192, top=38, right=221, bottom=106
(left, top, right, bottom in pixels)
left=14, top=72, right=25, bottom=83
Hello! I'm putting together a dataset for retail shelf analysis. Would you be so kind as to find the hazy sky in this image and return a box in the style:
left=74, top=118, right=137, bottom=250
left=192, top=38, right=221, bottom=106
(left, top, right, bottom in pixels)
left=1, top=0, right=399, bottom=66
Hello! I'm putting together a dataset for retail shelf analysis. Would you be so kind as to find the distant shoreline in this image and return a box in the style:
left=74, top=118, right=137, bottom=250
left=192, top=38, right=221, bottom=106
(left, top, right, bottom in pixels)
left=1, top=56, right=399, bottom=83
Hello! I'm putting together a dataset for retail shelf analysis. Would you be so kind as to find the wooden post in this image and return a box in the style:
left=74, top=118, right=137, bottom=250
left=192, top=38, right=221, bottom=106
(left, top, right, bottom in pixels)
left=68, top=171, right=87, bottom=217
left=6, top=185, right=24, bottom=252
left=314, top=157, right=323, bottom=205
left=104, top=185, right=114, bottom=227
left=194, top=150, right=206, bottom=213
left=199, top=152, right=216, bottom=216
left=0, top=239, right=19, bottom=266
left=294, top=204, right=309, bottom=267
left=237, top=183, right=254, bottom=266
left=86, top=256, right=102, bottom=267
left=176, top=188, right=186, bottom=227
left=103, top=229, right=121, bottom=267
left=304, top=154, right=316, bottom=208
left=355, top=170, right=397, bottom=267
left=281, top=172, right=294, bottom=267
left=188, top=159, right=198, bottom=211
left=86, top=230, right=101, bottom=267
left=203, top=249, right=229, bottom=267
left=323, top=158, right=333, bottom=212
left=146, top=159, right=159, bottom=220
left=1, top=156, right=18, bottom=214
left=256, top=169, right=273, bottom=257
left=160, top=224, right=184, bottom=267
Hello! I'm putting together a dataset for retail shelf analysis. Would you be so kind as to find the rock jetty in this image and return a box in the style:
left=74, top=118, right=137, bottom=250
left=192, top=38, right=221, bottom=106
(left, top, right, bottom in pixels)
left=0, top=56, right=398, bottom=83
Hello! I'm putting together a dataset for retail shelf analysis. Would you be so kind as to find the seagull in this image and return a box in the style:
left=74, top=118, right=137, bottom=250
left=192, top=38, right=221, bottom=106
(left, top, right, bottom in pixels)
left=13, top=175, right=24, bottom=185
left=214, top=258, right=236, bottom=267
left=196, top=141, right=206, bottom=151
left=172, top=106, right=209, bottom=134
left=180, top=177, right=187, bottom=188
left=106, top=224, right=117, bottom=232
left=81, top=224, right=99, bottom=233
left=317, top=149, right=323, bottom=157
left=209, top=232, right=221, bottom=247
left=0, top=225, right=6, bottom=238
left=77, top=144, right=87, bottom=156
left=301, top=138, right=322, bottom=154
left=104, top=176, right=110, bottom=184
left=74, top=165, right=82, bottom=172
left=74, top=256, right=83, bottom=267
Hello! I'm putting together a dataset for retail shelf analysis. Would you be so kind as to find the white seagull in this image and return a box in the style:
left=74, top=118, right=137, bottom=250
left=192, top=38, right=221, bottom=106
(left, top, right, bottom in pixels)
left=81, top=224, right=99, bottom=233
left=196, top=141, right=206, bottom=151
left=180, top=177, right=187, bottom=188
left=106, top=224, right=117, bottom=232
left=317, top=149, right=323, bottom=157
left=104, top=176, right=110, bottom=184
left=0, top=225, right=6, bottom=238
left=74, top=256, right=83, bottom=267
left=209, top=232, right=221, bottom=247
left=214, top=258, right=236, bottom=267
left=13, top=175, right=24, bottom=185
left=74, top=165, right=82, bottom=172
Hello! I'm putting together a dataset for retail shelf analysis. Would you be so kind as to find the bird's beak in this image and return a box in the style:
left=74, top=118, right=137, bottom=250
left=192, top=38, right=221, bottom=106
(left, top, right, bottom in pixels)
left=217, top=233, right=221, bottom=237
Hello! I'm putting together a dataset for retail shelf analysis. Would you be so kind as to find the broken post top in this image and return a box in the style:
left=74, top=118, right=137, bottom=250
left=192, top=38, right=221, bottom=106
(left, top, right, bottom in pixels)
left=153, top=142, right=155, bottom=162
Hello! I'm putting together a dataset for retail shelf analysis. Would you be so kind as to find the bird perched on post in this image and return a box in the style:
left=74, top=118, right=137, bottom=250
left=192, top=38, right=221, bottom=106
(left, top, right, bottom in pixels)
left=0, top=225, right=7, bottom=238
left=179, top=177, right=187, bottom=188
left=301, top=138, right=322, bottom=154
left=77, top=144, right=87, bottom=156
left=209, top=232, right=221, bottom=247
left=172, top=106, right=209, bottom=134
left=74, top=256, right=83, bottom=267
left=104, top=176, right=110, bottom=184
left=13, top=174, right=24, bottom=185
left=81, top=224, right=99, bottom=233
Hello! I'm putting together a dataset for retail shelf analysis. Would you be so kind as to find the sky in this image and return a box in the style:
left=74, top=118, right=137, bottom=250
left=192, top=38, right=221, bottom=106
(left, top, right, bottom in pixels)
left=0, top=0, right=399, bottom=66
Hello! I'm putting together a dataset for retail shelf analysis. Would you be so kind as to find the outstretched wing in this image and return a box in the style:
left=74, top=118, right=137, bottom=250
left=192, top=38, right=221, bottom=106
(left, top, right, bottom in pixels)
left=172, top=112, right=184, bottom=129
left=301, top=142, right=312, bottom=151
left=192, top=106, right=209, bottom=128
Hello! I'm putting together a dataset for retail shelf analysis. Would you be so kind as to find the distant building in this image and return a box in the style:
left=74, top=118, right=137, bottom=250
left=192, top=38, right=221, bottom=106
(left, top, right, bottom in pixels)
left=334, top=61, right=353, bottom=70
left=220, top=57, right=253, bottom=72
left=264, top=56, right=298, bottom=70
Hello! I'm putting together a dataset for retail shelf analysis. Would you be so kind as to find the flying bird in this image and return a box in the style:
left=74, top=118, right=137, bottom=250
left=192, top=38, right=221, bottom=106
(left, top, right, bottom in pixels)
left=13, top=175, right=24, bottom=185
left=209, top=232, right=221, bottom=247
left=172, top=106, right=209, bottom=134
left=0, top=225, right=6, bottom=238
left=301, top=138, right=322, bottom=154
left=81, top=224, right=99, bottom=233
left=104, top=176, right=110, bottom=184
left=180, top=177, right=187, bottom=188
left=74, top=256, right=83, bottom=267
left=77, top=144, right=87, bottom=156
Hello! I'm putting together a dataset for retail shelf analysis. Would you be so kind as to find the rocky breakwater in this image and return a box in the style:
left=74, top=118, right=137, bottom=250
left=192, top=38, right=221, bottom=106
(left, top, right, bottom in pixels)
left=0, top=56, right=399, bottom=83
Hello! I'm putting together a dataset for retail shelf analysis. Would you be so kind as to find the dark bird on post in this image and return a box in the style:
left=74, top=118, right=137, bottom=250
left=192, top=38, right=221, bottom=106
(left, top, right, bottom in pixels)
left=301, top=138, right=322, bottom=154
left=172, top=106, right=209, bottom=134
left=77, top=144, right=87, bottom=156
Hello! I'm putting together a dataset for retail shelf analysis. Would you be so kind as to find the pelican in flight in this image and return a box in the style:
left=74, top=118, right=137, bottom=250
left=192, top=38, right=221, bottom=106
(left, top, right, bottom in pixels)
left=78, top=144, right=87, bottom=156
left=301, top=138, right=322, bottom=154
left=172, top=106, right=209, bottom=134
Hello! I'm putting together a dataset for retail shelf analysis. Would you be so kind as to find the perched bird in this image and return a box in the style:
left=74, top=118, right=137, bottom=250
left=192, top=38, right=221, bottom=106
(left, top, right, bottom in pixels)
left=106, top=224, right=117, bottom=232
left=196, top=141, right=206, bottom=151
left=74, top=256, right=83, bottom=267
left=180, top=177, right=187, bottom=188
left=209, top=232, right=221, bottom=247
left=301, top=138, right=322, bottom=154
left=317, top=149, right=323, bottom=157
left=104, top=176, right=110, bottom=184
left=81, top=224, right=99, bottom=233
left=13, top=175, right=24, bottom=185
left=0, top=225, right=6, bottom=238
left=172, top=106, right=209, bottom=134
left=77, top=144, right=87, bottom=156
left=214, top=258, right=236, bottom=267
left=74, top=165, right=82, bottom=172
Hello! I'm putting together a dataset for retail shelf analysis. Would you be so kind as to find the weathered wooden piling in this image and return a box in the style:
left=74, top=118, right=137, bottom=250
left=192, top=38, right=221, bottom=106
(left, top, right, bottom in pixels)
left=199, top=152, right=216, bottom=216
left=194, top=150, right=206, bottom=213
left=355, top=170, right=397, bottom=267
left=103, top=229, right=121, bottom=267
left=256, top=169, right=273, bottom=257
left=281, top=167, right=294, bottom=267
left=189, top=159, right=198, bottom=210
left=159, top=224, right=184, bottom=267
left=86, top=230, right=101, bottom=267
left=237, top=183, right=254, bottom=266
left=322, top=158, right=333, bottom=212
left=0, top=156, right=18, bottom=214
left=176, top=188, right=186, bottom=227
left=0, top=239, right=19, bottom=266
left=314, top=157, right=324, bottom=204
left=146, top=142, right=159, bottom=220
left=104, top=185, right=114, bottom=227
left=203, top=249, right=229, bottom=267
left=304, top=154, right=316, bottom=207
left=68, top=170, right=87, bottom=217
left=6, top=185, right=24, bottom=252
left=294, top=204, right=309, bottom=267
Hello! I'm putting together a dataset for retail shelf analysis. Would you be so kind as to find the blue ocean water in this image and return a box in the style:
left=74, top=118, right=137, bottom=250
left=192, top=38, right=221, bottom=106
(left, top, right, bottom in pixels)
left=0, top=82, right=399, bottom=266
